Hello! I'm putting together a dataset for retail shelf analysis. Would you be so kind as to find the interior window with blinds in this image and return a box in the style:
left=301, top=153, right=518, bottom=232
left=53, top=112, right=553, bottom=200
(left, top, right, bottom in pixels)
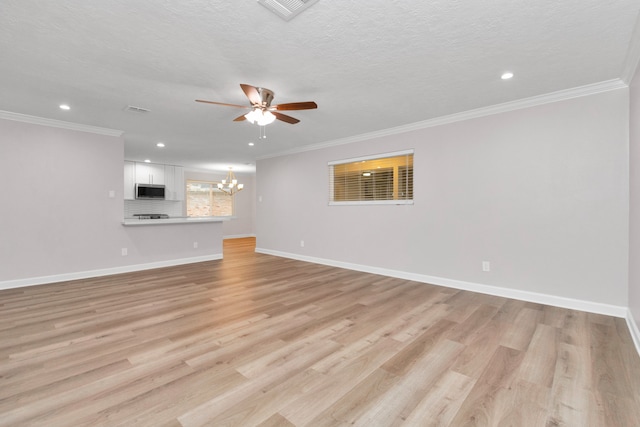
left=329, top=150, right=414, bottom=205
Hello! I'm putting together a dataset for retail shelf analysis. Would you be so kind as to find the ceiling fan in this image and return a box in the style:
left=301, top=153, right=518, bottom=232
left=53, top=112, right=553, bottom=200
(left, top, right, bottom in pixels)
left=196, top=84, right=317, bottom=125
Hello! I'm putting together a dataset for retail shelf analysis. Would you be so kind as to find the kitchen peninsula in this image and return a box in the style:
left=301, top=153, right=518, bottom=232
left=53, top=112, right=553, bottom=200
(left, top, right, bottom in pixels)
left=122, top=216, right=230, bottom=226
left=121, top=160, right=227, bottom=272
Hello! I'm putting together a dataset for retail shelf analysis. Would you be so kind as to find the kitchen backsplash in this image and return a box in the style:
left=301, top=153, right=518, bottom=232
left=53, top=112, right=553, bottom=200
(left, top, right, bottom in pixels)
left=124, top=200, right=184, bottom=218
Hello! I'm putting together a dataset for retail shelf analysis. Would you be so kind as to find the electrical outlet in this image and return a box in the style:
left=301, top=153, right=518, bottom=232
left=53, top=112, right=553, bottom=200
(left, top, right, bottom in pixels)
left=482, top=261, right=490, bottom=272
left=300, top=240, right=305, bottom=248
left=108, top=190, right=115, bottom=198
left=193, top=241, right=198, bottom=249
left=121, top=248, right=128, bottom=256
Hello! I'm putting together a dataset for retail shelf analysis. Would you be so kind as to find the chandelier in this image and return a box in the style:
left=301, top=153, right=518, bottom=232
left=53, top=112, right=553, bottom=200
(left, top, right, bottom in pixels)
left=217, top=168, right=244, bottom=196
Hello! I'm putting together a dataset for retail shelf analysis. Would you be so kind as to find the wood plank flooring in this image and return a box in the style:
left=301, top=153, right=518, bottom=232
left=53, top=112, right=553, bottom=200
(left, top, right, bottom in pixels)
left=1, top=237, right=639, bottom=426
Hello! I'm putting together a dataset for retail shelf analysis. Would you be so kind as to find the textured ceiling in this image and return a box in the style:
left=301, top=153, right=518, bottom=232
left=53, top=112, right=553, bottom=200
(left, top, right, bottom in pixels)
left=1, top=1, right=639, bottom=172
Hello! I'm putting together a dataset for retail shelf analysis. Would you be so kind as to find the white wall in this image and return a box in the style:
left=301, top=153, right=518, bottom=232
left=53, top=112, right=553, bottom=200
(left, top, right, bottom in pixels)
left=256, top=89, right=629, bottom=308
left=0, top=118, right=223, bottom=286
left=184, top=170, right=256, bottom=238
left=629, top=62, right=640, bottom=331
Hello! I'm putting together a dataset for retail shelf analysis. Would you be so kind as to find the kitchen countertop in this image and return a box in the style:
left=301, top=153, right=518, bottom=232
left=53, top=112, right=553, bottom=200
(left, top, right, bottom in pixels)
left=122, top=216, right=231, bottom=226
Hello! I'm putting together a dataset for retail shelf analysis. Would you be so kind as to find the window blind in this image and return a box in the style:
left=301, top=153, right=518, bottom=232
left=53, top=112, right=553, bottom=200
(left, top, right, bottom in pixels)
left=328, top=150, right=414, bottom=205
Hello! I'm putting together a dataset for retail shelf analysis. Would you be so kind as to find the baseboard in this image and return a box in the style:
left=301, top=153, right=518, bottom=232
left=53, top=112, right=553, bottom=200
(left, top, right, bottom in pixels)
left=627, top=310, right=640, bottom=357
left=255, top=247, right=628, bottom=318
left=223, top=234, right=256, bottom=240
left=0, top=253, right=223, bottom=291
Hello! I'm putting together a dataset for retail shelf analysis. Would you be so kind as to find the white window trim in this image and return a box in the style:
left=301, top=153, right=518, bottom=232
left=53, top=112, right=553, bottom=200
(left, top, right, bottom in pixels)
left=329, top=200, right=414, bottom=206
left=328, top=149, right=414, bottom=205
left=327, top=149, right=415, bottom=166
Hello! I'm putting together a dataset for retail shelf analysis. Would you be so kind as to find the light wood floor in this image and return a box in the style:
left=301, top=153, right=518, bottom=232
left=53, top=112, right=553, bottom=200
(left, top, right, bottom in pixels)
left=1, top=238, right=639, bottom=426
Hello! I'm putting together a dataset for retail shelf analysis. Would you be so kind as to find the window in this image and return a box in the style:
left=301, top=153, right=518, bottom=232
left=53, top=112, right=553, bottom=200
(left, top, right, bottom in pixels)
left=329, top=150, right=414, bottom=205
left=186, top=180, right=234, bottom=217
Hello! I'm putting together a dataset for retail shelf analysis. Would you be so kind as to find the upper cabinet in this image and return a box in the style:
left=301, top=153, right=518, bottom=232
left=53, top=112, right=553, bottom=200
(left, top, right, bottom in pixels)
left=124, top=161, right=184, bottom=201
left=135, top=162, right=165, bottom=185
left=164, top=165, right=185, bottom=201
left=124, top=161, right=136, bottom=200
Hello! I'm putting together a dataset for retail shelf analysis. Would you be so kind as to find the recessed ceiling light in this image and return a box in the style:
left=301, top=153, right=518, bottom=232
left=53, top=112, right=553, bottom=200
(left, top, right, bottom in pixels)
left=59, top=104, right=70, bottom=110
left=156, top=142, right=165, bottom=148
left=501, top=72, right=514, bottom=80
left=248, top=142, right=255, bottom=146
left=144, top=159, right=151, bottom=163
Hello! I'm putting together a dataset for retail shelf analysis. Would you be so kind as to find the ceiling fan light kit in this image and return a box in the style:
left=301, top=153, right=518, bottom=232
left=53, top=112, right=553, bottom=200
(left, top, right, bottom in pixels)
left=196, top=83, right=317, bottom=126
left=245, top=109, right=276, bottom=126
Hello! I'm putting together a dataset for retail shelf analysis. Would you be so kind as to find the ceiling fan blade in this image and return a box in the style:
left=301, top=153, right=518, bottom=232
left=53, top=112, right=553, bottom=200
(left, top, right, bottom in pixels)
left=273, top=111, right=300, bottom=124
left=240, top=84, right=261, bottom=105
left=271, top=101, right=318, bottom=111
left=233, top=114, right=247, bottom=122
left=196, top=99, right=251, bottom=109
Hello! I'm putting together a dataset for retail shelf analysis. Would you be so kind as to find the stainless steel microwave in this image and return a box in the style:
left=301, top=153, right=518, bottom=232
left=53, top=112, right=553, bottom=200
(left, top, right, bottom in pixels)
left=136, top=184, right=165, bottom=199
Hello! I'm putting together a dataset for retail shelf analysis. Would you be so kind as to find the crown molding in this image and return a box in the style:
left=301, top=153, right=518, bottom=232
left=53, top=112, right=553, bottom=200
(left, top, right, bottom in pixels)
left=258, top=79, right=628, bottom=160
left=621, top=10, right=640, bottom=84
left=0, top=110, right=123, bottom=137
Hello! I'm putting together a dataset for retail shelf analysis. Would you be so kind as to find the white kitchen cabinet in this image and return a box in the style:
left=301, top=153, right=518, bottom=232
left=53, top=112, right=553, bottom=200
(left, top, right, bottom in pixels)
left=164, top=165, right=185, bottom=201
left=125, top=162, right=184, bottom=201
left=174, top=166, right=185, bottom=201
left=135, top=162, right=165, bottom=185
left=124, top=161, right=136, bottom=200
left=165, top=165, right=174, bottom=199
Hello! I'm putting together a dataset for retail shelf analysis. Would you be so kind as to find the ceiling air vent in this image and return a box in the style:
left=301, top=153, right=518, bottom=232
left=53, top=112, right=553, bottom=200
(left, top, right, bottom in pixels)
left=257, top=0, right=319, bottom=21
left=124, top=105, right=150, bottom=113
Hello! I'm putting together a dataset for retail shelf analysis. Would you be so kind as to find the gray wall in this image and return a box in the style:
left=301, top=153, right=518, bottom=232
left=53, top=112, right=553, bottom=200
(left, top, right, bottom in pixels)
left=256, top=89, right=630, bottom=307
left=630, top=62, right=640, bottom=331
left=0, top=118, right=223, bottom=286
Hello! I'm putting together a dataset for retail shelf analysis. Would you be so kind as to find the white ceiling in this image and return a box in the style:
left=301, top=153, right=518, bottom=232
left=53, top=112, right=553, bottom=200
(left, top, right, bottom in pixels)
left=1, top=1, right=639, bottom=173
